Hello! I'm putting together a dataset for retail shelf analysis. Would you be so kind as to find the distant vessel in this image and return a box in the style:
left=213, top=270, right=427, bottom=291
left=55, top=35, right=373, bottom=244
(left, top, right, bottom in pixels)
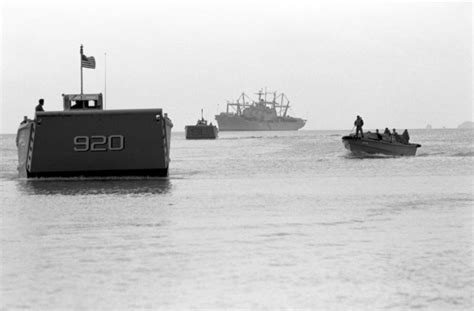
left=185, top=109, right=218, bottom=139
left=457, top=121, right=474, bottom=129
left=215, top=90, right=306, bottom=131
left=342, top=131, right=421, bottom=156
left=16, top=93, right=173, bottom=177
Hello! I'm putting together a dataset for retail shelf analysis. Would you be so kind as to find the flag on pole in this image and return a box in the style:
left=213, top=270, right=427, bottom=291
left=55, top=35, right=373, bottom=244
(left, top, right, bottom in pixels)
left=81, top=54, right=96, bottom=69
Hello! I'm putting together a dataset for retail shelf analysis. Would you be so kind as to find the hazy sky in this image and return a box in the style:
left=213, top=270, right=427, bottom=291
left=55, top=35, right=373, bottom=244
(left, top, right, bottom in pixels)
left=1, top=0, right=472, bottom=133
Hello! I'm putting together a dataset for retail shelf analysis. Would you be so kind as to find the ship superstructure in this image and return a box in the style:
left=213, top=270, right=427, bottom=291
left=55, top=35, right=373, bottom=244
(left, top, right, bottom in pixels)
left=215, top=90, right=306, bottom=131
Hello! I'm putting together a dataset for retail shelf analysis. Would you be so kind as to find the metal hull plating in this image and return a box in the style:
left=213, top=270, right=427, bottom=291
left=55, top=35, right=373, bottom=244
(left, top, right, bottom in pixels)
left=342, top=136, right=420, bottom=156
left=215, top=114, right=306, bottom=131
left=17, top=109, right=172, bottom=178
left=185, top=125, right=218, bottom=139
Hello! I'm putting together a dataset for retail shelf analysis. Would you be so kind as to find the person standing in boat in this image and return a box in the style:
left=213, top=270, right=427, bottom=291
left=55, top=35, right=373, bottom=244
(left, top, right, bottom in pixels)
left=401, top=129, right=410, bottom=144
left=35, top=98, right=45, bottom=112
left=354, top=115, right=364, bottom=138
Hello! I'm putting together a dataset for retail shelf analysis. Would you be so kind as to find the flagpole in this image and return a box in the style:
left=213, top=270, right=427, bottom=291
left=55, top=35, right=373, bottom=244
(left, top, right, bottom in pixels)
left=80, top=44, right=83, bottom=95
left=104, top=52, right=107, bottom=109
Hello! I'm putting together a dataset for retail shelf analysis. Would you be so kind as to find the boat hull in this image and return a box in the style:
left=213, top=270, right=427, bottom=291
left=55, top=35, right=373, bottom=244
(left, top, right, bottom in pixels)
left=342, top=136, right=420, bottom=156
left=185, top=125, right=218, bottom=139
left=17, top=109, right=172, bottom=178
left=215, top=114, right=306, bottom=131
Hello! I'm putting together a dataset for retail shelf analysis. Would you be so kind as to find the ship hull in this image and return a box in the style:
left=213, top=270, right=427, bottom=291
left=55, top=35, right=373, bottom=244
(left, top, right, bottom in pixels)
left=185, top=125, right=218, bottom=139
left=16, top=109, right=172, bottom=178
left=215, top=114, right=305, bottom=131
left=342, top=135, right=420, bottom=156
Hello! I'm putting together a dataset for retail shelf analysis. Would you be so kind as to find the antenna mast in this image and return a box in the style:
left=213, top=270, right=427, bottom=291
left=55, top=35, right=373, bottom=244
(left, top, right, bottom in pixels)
left=80, top=45, right=83, bottom=94
left=104, top=52, right=107, bottom=109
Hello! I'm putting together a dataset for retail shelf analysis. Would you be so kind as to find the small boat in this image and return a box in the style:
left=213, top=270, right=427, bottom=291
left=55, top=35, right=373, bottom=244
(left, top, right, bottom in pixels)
left=342, top=132, right=421, bottom=156
left=185, top=109, right=218, bottom=139
left=16, top=93, right=173, bottom=177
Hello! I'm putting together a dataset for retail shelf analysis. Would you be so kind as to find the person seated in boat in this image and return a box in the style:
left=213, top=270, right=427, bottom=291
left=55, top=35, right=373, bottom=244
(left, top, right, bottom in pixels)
left=375, top=129, right=382, bottom=140
left=401, top=129, right=410, bottom=144
left=354, top=115, right=364, bottom=138
left=384, top=128, right=391, bottom=135
left=392, top=128, right=402, bottom=143
left=35, top=98, right=45, bottom=112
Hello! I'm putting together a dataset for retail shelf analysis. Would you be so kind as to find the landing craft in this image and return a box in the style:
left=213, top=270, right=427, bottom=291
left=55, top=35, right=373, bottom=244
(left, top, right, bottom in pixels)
left=185, top=109, right=218, bottom=139
left=16, top=45, right=173, bottom=178
left=17, top=93, right=173, bottom=177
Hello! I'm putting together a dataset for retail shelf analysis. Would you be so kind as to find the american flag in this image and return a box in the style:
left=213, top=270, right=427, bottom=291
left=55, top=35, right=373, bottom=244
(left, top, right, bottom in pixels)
left=81, top=54, right=96, bottom=69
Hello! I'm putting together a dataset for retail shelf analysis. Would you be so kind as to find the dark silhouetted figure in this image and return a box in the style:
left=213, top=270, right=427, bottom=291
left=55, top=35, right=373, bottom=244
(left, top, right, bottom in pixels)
left=375, top=129, right=382, bottom=140
left=20, top=116, right=29, bottom=124
left=384, top=127, right=391, bottom=135
left=401, top=129, right=410, bottom=144
left=35, top=99, right=45, bottom=112
left=354, top=115, right=364, bottom=138
left=392, top=128, right=401, bottom=143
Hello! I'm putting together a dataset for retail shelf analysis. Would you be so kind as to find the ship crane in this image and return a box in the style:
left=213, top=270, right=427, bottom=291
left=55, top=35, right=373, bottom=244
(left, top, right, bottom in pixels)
left=215, top=89, right=305, bottom=131
left=225, top=92, right=253, bottom=115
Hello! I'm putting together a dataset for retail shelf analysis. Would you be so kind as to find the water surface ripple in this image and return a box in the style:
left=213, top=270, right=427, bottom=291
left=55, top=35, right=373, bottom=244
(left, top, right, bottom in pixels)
left=1, top=129, right=472, bottom=309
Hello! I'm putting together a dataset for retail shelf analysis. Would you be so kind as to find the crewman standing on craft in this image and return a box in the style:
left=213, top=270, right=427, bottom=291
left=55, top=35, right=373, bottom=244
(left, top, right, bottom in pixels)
left=354, top=115, right=364, bottom=138
left=35, top=98, right=45, bottom=112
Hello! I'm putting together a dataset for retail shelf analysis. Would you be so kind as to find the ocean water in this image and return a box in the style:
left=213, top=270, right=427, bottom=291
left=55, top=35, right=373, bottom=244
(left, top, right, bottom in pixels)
left=0, top=129, right=472, bottom=310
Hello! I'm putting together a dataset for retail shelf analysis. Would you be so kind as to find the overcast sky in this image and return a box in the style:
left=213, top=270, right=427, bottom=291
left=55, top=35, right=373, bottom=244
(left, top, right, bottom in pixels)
left=1, top=0, right=472, bottom=133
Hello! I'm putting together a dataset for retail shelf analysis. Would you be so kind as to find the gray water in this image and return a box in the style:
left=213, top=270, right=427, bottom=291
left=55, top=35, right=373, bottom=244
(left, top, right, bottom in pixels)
left=1, top=129, right=472, bottom=310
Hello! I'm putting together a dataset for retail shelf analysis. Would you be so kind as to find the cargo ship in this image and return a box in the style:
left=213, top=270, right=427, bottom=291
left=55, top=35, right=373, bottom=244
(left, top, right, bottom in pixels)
left=215, top=90, right=306, bottom=131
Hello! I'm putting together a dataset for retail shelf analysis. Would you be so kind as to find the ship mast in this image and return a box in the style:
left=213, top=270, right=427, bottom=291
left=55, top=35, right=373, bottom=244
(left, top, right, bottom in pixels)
left=223, top=90, right=292, bottom=117
left=225, top=92, right=252, bottom=115
left=80, top=45, right=83, bottom=94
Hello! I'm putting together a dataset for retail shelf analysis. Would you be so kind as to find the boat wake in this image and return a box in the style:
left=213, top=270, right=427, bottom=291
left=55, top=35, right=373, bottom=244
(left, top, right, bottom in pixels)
left=17, top=177, right=172, bottom=196
left=17, top=175, right=170, bottom=181
left=343, top=152, right=398, bottom=159
left=417, top=151, right=474, bottom=158
left=452, top=151, right=474, bottom=157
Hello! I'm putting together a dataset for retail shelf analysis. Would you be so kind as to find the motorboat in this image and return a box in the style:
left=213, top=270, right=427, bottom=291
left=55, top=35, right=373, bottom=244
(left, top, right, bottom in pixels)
left=342, top=132, right=421, bottom=156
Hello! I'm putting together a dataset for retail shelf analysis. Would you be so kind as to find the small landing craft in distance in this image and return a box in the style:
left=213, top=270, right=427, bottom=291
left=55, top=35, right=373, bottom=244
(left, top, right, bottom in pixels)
left=185, top=109, right=218, bottom=139
left=16, top=45, right=173, bottom=178
left=215, top=89, right=306, bottom=131
left=342, top=129, right=421, bottom=156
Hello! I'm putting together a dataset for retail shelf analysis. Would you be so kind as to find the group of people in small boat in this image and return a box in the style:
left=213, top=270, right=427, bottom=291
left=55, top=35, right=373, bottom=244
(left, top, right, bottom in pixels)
left=353, top=115, right=410, bottom=144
